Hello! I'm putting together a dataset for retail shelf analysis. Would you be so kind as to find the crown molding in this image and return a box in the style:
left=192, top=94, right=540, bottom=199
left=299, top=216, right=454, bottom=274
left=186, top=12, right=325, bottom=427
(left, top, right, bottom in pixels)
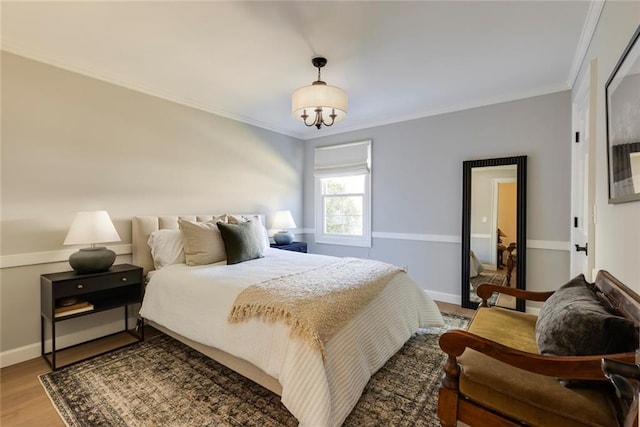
left=300, top=84, right=570, bottom=141
left=567, top=0, right=605, bottom=88
left=3, top=44, right=573, bottom=143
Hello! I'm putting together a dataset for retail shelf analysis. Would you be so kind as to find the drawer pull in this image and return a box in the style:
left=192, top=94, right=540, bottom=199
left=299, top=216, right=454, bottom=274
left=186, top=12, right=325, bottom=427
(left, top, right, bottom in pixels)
left=121, top=277, right=128, bottom=282
left=77, top=284, right=84, bottom=289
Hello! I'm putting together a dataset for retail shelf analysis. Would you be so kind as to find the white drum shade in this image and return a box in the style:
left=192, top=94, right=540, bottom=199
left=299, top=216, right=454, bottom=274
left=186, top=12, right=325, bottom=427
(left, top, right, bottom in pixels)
left=292, top=83, right=347, bottom=123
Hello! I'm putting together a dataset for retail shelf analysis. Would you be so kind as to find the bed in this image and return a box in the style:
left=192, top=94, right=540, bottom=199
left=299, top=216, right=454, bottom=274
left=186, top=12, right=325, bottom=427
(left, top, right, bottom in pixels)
left=133, top=214, right=444, bottom=426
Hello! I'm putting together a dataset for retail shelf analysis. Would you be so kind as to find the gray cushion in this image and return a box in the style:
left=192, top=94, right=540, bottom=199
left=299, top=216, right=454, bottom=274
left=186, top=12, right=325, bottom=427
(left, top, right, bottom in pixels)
left=217, top=221, right=264, bottom=265
left=536, top=274, right=637, bottom=356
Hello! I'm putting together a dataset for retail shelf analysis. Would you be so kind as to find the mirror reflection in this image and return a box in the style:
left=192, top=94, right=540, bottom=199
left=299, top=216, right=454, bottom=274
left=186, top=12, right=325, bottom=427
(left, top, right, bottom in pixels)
left=469, top=165, right=517, bottom=308
left=462, top=156, right=526, bottom=311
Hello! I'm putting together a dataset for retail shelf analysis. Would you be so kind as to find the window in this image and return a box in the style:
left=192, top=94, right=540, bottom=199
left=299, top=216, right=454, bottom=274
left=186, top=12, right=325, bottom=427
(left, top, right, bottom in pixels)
left=314, top=141, right=371, bottom=247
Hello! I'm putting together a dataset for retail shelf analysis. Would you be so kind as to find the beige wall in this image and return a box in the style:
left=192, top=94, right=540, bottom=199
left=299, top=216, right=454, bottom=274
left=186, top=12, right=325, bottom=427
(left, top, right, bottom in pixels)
left=0, top=52, right=304, bottom=358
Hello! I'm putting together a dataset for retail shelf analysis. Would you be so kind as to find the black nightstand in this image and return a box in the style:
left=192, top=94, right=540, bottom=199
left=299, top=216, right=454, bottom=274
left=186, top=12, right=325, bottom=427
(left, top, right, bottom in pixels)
left=270, top=241, right=307, bottom=253
left=40, top=263, right=144, bottom=370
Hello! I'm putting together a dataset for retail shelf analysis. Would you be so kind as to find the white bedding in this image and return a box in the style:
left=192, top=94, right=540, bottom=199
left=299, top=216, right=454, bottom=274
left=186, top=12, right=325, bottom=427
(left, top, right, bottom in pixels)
left=140, top=248, right=444, bottom=426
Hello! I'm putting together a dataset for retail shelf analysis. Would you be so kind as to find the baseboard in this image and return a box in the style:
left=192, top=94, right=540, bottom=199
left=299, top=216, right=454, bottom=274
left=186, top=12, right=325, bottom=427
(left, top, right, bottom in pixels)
left=0, top=315, right=137, bottom=368
left=425, top=289, right=460, bottom=305
left=0, top=342, right=41, bottom=368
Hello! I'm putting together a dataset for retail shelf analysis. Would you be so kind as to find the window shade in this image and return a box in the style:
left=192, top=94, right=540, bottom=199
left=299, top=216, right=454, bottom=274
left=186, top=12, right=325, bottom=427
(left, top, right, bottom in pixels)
left=314, top=140, right=371, bottom=178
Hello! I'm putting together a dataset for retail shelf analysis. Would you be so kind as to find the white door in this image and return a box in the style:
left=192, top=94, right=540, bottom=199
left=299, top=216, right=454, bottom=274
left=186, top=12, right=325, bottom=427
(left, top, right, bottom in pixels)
left=570, top=64, right=595, bottom=279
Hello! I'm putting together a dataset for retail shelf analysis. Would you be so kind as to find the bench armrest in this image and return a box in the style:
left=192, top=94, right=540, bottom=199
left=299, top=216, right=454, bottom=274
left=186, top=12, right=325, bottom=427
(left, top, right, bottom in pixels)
left=439, top=329, right=635, bottom=380
left=603, top=358, right=640, bottom=381
left=476, top=283, right=554, bottom=306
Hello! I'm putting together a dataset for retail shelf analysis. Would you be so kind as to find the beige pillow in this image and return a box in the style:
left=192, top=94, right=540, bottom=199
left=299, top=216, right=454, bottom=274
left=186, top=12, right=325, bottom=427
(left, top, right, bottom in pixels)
left=178, top=218, right=227, bottom=266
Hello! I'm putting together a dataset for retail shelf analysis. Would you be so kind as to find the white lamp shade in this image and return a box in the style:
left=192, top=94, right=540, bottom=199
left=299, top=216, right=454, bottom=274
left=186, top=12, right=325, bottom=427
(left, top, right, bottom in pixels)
left=271, top=210, right=297, bottom=230
left=63, top=211, right=121, bottom=246
left=292, top=84, right=347, bottom=123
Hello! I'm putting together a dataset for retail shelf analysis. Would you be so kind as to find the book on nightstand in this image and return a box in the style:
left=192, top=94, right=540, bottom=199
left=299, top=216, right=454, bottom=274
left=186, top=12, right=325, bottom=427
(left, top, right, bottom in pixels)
left=55, top=301, right=94, bottom=317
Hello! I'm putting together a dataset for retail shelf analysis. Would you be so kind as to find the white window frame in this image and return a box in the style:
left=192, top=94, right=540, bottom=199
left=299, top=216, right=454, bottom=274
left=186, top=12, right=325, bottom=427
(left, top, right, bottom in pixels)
left=314, top=141, right=372, bottom=247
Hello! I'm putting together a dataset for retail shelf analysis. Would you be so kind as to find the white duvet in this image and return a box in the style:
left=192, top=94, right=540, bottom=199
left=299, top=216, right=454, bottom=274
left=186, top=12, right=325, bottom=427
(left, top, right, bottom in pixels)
left=140, top=248, right=444, bottom=426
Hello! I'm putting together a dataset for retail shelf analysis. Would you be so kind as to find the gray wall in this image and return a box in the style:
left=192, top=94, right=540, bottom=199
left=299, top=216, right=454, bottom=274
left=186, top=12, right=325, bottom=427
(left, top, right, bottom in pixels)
left=303, top=91, right=573, bottom=301
left=0, top=52, right=304, bottom=357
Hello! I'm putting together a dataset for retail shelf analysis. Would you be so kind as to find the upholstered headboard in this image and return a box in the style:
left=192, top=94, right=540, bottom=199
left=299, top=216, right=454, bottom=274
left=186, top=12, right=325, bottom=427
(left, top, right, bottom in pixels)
left=132, top=214, right=266, bottom=275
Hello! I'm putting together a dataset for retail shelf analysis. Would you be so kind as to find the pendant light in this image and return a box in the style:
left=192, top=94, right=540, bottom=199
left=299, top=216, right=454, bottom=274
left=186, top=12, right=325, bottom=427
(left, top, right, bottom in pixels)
left=292, top=57, right=348, bottom=129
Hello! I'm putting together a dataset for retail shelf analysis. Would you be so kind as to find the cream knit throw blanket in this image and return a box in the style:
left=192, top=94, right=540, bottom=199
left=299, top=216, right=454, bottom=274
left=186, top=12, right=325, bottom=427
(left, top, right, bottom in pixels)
left=228, top=258, right=402, bottom=360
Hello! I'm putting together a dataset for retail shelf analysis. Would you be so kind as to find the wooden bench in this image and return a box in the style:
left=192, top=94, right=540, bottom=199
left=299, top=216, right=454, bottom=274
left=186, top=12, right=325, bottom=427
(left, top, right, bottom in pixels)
left=438, top=270, right=639, bottom=427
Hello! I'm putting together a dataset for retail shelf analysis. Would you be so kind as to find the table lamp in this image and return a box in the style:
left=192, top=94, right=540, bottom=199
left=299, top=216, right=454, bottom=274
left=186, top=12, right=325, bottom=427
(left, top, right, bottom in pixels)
left=272, top=210, right=296, bottom=245
left=64, top=211, right=121, bottom=274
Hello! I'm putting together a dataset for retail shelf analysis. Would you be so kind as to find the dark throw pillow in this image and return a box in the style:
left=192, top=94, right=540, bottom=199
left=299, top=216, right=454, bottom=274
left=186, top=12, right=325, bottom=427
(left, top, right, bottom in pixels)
left=217, top=221, right=264, bottom=265
left=536, top=274, right=638, bottom=357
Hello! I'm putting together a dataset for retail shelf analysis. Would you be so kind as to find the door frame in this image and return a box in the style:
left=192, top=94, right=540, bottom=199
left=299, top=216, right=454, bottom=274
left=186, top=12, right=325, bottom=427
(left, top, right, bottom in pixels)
left=491, top=177, right=516, bottom=267
left=570, top=60, right=597, bottom=280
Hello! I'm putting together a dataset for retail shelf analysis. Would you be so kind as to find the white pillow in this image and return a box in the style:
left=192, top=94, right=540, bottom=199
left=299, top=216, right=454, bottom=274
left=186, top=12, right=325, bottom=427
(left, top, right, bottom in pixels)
left=470, top=250, right=484, bottom=278
left=147, top=229, right=185, bottom=270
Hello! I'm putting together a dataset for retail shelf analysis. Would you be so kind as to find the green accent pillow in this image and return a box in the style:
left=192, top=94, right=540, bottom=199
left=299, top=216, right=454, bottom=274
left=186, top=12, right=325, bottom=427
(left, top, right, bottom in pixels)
left=217, top=221, right=264, bottom=265
left=536, top=274, right=638, bottom=356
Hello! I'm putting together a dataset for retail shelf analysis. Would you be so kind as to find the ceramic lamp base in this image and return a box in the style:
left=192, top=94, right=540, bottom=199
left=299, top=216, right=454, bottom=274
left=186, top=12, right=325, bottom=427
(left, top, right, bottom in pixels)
left=273, top=231, right=294, bottom=245
left=69, top=247, right=116, bottom=274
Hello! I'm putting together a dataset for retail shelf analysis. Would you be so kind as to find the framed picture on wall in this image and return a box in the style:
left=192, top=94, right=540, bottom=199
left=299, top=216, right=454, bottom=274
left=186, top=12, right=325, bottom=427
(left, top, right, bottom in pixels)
left=605, top=25, right=640, bottom=204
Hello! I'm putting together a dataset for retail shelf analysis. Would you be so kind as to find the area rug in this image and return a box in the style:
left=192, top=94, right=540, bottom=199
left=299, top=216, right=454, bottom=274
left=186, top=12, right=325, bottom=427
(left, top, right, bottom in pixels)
left=469, top=271, right=507, bottom=306
left=40, top=313, right=469, bottom=427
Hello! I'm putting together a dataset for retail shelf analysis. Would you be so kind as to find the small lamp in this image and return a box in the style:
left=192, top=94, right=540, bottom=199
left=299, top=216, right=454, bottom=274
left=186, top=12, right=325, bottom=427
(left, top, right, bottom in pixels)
left=64, top=211, right=121, bottom=274
left=497, top=228, right=507, bottom=244
left=271, top=210, right=297, bottom=245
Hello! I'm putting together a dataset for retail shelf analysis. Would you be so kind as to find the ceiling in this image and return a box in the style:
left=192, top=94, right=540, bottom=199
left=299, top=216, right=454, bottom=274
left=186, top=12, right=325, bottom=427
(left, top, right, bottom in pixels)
left=1, top=1, right=598, bottom=140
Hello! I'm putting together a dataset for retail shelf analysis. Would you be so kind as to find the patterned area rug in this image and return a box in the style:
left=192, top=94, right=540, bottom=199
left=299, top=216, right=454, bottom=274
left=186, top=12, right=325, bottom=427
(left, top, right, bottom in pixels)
left=40, top=313, right=469, bottom=427
left=469, top=272, right=507, bottom=306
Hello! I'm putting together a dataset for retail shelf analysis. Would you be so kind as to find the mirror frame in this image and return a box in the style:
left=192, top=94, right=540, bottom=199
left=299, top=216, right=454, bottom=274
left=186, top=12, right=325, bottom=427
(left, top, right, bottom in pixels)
left=461, top=155, right=527, bottom=311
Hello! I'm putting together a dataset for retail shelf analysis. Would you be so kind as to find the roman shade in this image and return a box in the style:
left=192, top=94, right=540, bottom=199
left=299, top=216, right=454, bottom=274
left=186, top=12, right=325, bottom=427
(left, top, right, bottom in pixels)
left=314, top=140, right=371, bottom=178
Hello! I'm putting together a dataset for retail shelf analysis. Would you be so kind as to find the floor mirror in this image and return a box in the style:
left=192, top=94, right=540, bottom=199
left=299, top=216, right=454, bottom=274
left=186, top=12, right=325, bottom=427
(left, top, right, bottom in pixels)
left=461, top=156, right=527, bottom=311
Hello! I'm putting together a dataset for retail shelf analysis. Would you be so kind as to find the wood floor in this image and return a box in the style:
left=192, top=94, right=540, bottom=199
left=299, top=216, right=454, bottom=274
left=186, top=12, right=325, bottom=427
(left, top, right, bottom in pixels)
left=0, top=328, right=158, bottom=427
left=0, top=302, right=474, bottom=426
left=437, top=300, right=475, bottom=317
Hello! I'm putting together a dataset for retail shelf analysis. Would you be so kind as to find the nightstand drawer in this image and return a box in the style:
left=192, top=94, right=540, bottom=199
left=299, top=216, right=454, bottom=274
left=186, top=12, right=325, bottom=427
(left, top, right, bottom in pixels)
left=55, top=270, right=141, bottom=298
left=270, top=242, right=307, bottom=253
